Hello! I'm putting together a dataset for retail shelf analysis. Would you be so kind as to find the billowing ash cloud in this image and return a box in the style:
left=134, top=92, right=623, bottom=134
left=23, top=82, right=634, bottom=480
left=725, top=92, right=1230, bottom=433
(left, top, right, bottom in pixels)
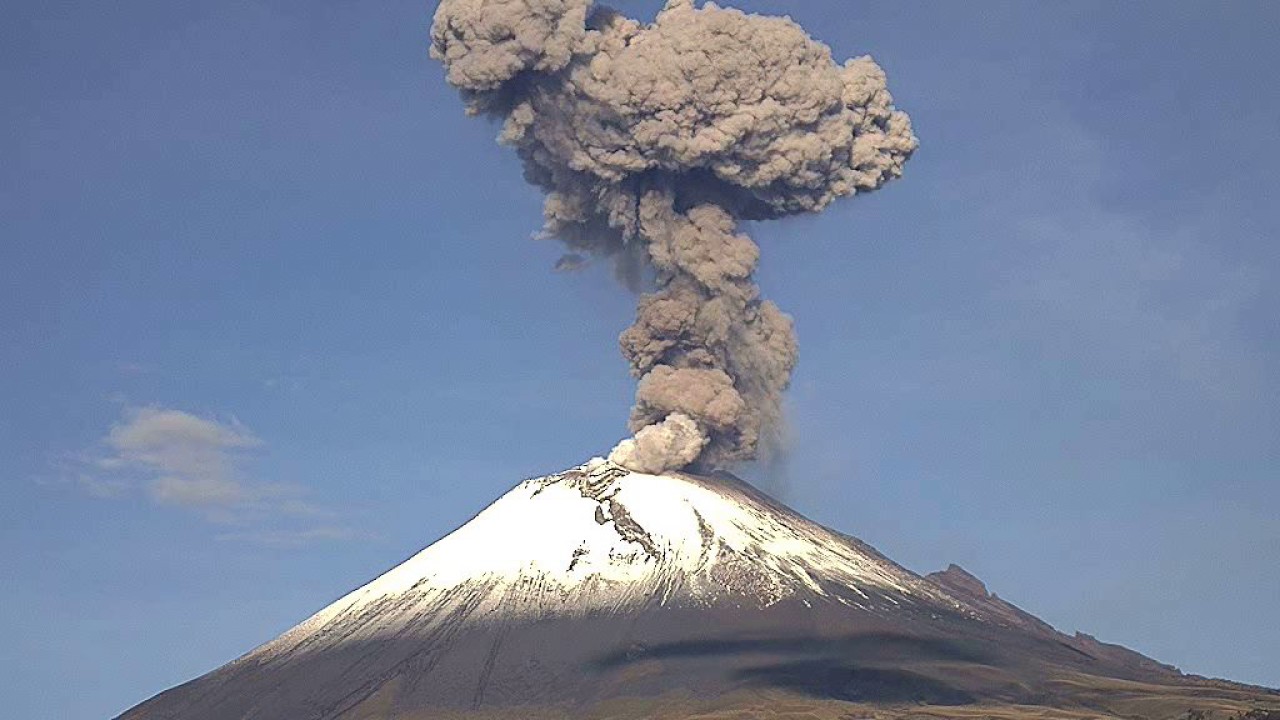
left=431, top=0, right=916, bottom=473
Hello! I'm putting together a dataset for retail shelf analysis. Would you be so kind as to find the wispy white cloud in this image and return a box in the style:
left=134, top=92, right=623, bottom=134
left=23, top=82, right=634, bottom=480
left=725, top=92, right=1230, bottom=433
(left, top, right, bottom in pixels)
left=98, top=406, right=262, bottom=509
left=70, top=405, right=358, bottom=546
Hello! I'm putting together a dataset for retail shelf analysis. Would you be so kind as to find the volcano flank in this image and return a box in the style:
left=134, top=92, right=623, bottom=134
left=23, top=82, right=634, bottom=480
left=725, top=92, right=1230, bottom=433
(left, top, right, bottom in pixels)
left=119, top=460, right=1278, bottom=720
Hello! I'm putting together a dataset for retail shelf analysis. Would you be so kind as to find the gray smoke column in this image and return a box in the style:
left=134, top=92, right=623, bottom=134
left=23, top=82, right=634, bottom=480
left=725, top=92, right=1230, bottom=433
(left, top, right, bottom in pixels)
left=431, top=0, right=916, bottom=473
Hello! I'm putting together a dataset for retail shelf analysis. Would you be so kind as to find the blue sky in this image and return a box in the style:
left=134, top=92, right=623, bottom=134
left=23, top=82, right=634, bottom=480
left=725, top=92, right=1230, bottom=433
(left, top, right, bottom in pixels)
left=2, top=1, right=1277, bottom=717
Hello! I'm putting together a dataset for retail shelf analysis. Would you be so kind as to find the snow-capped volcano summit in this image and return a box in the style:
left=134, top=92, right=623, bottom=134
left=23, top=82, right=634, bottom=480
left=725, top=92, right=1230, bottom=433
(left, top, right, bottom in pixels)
left=119, top=462, right=1275, bottom=720
left=280, top=458, right=953, bottom=634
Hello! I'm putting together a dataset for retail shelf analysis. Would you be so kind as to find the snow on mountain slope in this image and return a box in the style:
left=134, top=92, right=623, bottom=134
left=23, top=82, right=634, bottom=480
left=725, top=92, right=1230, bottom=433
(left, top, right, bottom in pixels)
left=254, top=459, right=963, bottom=664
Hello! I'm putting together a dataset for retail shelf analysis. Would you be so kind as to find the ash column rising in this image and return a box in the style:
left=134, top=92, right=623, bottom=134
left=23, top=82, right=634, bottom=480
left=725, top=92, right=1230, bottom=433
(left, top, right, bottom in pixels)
left=429, top=0, right=916, bottom=473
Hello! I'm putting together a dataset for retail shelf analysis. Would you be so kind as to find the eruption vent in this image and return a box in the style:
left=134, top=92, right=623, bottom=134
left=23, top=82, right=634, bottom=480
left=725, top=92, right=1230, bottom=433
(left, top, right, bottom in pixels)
left=430, top=0, right=917, bottom=472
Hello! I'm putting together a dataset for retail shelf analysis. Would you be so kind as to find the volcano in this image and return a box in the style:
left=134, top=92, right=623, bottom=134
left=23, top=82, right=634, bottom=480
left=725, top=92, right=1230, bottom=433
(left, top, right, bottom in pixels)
left=119, top=460, right=1277, bottom=719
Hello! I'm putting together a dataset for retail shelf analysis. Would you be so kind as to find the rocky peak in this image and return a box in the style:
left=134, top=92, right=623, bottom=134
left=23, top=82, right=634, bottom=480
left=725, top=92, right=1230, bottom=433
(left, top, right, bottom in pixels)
left=926, top=563, right=991, bottom=600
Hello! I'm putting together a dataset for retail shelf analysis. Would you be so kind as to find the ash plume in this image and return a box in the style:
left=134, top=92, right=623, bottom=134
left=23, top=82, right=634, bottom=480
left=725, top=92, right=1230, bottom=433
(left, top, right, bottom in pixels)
left=430, top=0, right=916, bottom=473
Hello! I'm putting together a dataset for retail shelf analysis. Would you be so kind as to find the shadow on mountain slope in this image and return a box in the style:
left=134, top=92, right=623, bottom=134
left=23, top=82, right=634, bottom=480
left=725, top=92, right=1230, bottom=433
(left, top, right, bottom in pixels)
left=592, top=631, right=992, bottom=669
